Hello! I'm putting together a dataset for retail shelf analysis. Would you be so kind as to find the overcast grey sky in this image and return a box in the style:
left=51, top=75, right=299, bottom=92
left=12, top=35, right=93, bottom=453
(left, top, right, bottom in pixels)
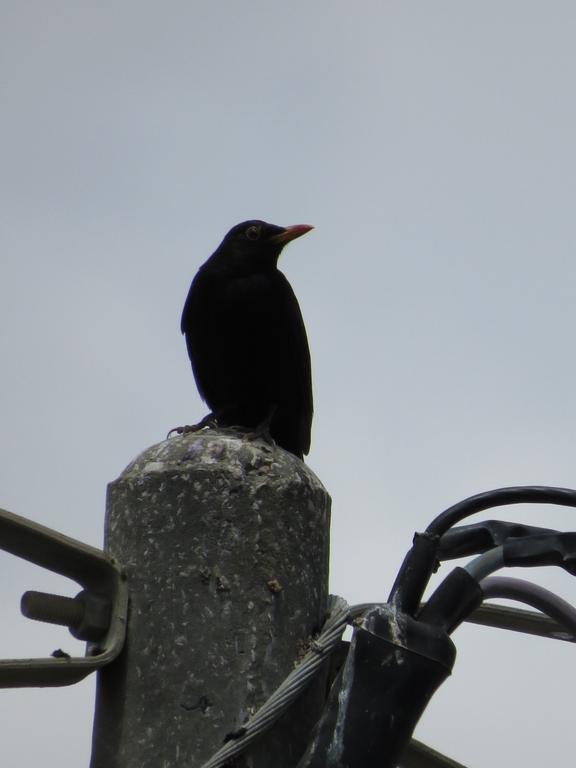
left=2, top=1, right=576, bottom=765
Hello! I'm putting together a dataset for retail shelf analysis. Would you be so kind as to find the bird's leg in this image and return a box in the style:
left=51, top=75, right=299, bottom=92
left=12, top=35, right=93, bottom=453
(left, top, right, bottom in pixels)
left=239, top=405, right=278, bottom=448
left=167, top=407, right=278, bottom=449
left=166, top=412, right=219, bottom=439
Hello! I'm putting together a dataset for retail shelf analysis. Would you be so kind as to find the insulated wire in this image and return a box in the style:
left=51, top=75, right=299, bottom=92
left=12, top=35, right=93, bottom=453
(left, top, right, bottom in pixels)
left=464, top=546, right=505, bottom=582
left=426, top=486, right=576, bottom=537
left=480, top=576, right=576, bottom=637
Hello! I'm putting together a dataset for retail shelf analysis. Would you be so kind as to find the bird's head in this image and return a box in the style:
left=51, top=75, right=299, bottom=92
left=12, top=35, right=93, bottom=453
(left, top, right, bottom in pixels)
left=213, top=220, right=314, bottom=272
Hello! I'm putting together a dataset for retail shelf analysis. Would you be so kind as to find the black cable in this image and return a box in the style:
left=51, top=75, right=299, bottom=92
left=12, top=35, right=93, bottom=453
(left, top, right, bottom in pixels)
left=426, top=486, right=576, bottom=537
left=387, top=532, right=440, bottom=614
left=438, top=520, right=559, bottom=561
left=503, top=532, right=576, bottom=574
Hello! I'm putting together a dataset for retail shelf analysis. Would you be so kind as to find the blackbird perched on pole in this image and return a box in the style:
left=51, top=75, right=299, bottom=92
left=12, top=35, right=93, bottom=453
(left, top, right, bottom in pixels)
left=179, top=220, right=314, bottom=459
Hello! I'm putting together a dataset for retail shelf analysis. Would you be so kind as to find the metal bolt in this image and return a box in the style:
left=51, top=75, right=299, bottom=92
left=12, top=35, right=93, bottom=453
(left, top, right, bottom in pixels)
left=21, top=591, right=84, bottom=627
left=21, top=589, right=111, bottom=642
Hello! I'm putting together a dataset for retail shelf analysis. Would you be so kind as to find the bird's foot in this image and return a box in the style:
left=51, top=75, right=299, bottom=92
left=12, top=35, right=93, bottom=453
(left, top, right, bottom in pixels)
left=241, top=420, right=276, bottom=448
left=167, top=413, right=218, bottom=439
left=167, top=412, right=277, bottom=451
left=231, top=408, right=277, bottom=448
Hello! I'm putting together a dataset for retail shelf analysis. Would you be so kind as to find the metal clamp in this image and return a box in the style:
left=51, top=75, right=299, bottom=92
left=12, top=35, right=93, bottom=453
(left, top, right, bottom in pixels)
left=0, top=506, right=127, bottom=688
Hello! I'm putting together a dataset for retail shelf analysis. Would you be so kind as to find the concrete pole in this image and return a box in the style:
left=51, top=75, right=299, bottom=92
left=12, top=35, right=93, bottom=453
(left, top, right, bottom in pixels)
left=90, top=430, right=331, bottom=768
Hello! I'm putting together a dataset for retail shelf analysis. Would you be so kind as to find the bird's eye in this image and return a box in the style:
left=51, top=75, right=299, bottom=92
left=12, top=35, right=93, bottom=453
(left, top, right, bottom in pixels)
left=245, top=225, right=261, bottom=241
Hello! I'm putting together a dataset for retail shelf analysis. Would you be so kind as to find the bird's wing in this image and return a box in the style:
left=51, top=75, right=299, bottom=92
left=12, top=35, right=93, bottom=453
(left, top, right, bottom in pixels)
left=266, top=271, right=313, bottom=456
left=180, top=268, right=225, bottom=405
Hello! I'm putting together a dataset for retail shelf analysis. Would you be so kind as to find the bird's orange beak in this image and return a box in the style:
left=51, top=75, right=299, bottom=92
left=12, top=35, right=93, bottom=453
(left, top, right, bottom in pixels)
left=270, top=224, right=314, bottom=246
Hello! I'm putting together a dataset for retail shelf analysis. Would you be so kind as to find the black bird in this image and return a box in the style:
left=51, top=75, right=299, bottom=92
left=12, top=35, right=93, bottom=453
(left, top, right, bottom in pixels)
left=180, top=220, right=314, bottom=459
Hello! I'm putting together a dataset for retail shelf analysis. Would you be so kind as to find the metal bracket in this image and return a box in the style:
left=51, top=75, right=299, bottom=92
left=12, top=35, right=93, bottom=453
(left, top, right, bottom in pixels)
left=0, top=506, right=127, bottom=688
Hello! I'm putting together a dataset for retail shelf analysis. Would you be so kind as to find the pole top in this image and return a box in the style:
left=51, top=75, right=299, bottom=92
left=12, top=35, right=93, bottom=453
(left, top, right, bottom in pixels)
left=115, top=429, right=328, bottom=496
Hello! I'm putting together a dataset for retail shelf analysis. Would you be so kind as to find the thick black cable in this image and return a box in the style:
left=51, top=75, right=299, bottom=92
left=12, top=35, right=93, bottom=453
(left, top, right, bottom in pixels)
left=438, top=520, right=559, bottom=561
left=426, top=486, right=576, bottom=537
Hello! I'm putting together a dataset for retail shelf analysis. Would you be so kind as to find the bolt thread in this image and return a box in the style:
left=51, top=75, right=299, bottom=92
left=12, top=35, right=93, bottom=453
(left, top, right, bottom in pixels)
left=21, top=591, right=84, bottom=628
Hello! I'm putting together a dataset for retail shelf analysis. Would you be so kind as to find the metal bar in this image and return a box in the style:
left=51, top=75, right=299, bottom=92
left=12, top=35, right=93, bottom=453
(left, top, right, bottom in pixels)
left=0, top=506, right=127, bottom=687
left=0, top=506, right=112, bottom=591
